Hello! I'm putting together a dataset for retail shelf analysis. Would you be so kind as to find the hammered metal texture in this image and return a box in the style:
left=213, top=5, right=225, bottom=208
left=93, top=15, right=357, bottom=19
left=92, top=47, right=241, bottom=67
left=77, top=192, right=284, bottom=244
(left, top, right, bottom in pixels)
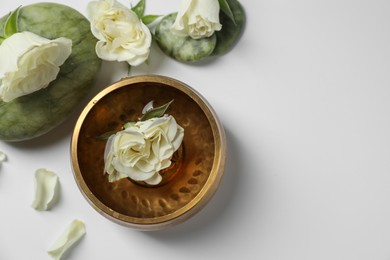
left=75, top=80, right=215, bottom=220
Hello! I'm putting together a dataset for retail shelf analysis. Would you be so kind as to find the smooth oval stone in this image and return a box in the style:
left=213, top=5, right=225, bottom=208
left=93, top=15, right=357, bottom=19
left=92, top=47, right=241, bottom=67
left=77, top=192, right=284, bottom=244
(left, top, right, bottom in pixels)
left=0, top=3, right=101, bottom=141
left=212, top=0, right=246, bottom=56
left=155, top=13, right=217, bottom=63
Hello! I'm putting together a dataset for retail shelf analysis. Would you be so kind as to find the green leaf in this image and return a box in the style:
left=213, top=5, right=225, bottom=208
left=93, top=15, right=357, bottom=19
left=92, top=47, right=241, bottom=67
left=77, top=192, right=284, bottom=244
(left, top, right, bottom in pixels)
left=4, top=6, right=21, bottom=38
left=218, top=0, right=236, bottom=25
left=95, top=130, right=116, bottom=140
left=142, top=15, right=161, bottom=25
left=123, top=122, right=136, bottom=129
left=132, top=0, right=145, bottom=19
left=140, top=99, right=173, bottom=121
left=0, top=36, right=5, bottom=44
left=213, top=0, right=245, bottom=56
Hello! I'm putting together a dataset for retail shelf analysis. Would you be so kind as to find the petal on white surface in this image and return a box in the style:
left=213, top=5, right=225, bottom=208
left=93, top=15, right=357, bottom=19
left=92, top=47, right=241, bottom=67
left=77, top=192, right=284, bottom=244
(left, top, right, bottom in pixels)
left=48, top=219, right=86, bottom=260
left=31, top=168, right=60, bottom=211
left=0, top=151, right=7, bottom=163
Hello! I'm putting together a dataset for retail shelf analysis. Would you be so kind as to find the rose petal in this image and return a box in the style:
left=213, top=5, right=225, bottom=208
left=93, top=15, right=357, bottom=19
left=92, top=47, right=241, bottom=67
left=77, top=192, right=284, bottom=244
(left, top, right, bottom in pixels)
left=103, top=135, right=115, bottom=165
left=31, top=168, right=60, bottom=211
left=48, top=219, right=85, bottom=260
left=113, top=158, right=156, bottom=181
left=0, top=151, right=7, bottom=163
left=171, top=0, right=192, bottom=32
left=172, top=125, right=185, bottom=151
left=107, top=170, right=127, bottom=182
left=171, top=0, right=222, bottom=39
left=144, top=172, right=162, bottom=185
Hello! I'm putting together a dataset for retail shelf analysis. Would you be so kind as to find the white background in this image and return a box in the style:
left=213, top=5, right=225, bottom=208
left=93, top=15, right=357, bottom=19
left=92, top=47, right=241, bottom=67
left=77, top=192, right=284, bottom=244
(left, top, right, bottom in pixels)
left=1, top=0, right=390, bottom=259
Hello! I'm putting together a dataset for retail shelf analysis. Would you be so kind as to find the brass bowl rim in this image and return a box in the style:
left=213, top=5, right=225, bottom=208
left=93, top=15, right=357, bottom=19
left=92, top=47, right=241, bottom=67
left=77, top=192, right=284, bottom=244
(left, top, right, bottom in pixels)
left=71, top=75, right=226, bottom=230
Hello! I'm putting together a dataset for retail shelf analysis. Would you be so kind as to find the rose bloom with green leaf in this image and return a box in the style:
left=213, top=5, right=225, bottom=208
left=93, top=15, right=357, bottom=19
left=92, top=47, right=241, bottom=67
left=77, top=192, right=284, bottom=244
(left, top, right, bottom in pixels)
left=0, top=31, right=72, bottom=102
left=171, top=0, right=222, bottom=39
left=104, top=115, right=184, bottom=185
left=87, top=0, right=152, bottom=66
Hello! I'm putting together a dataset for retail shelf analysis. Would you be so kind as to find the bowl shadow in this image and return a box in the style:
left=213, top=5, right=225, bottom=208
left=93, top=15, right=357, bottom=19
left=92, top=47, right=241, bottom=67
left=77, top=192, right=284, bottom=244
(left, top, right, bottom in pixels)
left=141, top=126, right=244, bottom=239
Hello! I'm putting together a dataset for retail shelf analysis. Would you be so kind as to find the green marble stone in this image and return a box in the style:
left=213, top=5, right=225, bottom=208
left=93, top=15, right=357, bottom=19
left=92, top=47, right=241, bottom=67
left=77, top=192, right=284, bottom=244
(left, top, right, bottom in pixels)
left=0, top=3, right=101, bottom=141
left=155, top=13, right=217, bottom=63
left=212, top=0, right=246, bottom=56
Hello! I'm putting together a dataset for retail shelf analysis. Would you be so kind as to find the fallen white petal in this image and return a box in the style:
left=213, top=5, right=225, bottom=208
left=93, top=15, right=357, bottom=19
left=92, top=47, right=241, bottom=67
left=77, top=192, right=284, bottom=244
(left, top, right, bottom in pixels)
left=48, top=219, right=86, bottom=260
left=31, top=168, right=59, bottom=211
left=0, top=151, right=7, bottom=163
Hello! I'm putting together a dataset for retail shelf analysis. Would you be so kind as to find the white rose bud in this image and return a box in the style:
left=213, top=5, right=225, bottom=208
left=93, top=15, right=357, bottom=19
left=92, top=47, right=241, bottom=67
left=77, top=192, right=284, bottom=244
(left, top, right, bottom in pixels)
left=104, top=115, right=184, bottom=185
left=171, top=0, right=222, bottom=39
left=87, top=0, right=152, bottom=66
left=0, top=31, right=72, bottom=102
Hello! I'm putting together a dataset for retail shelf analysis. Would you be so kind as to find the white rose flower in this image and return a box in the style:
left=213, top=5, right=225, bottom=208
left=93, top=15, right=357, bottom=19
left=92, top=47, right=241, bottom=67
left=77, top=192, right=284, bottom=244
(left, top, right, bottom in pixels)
left=87, top=0, right=152, bottom=66
left=171, top=0, right=222, bottom=39
left=0, top=31, right=72, bottom=103
left=104, top=115, right=184, bottom=185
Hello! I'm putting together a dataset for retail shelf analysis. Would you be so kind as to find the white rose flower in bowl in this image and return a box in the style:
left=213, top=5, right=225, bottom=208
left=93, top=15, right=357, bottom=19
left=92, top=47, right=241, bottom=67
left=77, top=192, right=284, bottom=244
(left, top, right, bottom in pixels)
left=87, top=0, right=152, bottom=66
left=0, top=31, right=72, bottom=102
left=104, top=115, right=184, bottom=185
left=171, top=0, right=222, bottom=39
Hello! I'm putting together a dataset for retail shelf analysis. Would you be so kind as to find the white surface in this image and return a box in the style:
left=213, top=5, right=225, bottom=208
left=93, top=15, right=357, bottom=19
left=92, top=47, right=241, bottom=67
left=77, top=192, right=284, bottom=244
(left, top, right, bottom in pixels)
left=1, top=0, right=390, bottom=259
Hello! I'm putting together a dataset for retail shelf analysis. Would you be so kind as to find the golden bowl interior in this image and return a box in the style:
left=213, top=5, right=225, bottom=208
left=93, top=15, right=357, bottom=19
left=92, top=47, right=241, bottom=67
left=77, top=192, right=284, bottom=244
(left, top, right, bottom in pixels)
left=71, top=75, right=226, bottom=230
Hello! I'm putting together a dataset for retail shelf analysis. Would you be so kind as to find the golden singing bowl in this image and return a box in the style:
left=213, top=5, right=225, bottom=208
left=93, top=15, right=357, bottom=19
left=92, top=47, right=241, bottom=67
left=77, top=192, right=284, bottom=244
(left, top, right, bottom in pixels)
left=71, top=75, right=226, bottom=230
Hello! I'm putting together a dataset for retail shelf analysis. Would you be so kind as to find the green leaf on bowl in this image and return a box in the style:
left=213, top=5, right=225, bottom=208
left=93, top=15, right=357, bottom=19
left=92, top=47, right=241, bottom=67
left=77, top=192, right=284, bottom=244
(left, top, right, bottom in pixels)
left=155, top=13, right=216, bottom=63
left=95, top=130, right=117, bottom=140
left=140, top=99, right=173, bottom=121
left=212, top=0, right=246, bottom=56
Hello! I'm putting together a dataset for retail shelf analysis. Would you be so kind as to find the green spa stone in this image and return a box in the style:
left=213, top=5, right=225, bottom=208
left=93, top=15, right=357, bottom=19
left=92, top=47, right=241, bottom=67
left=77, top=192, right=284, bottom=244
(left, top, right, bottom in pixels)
left=155, top=13, right=217, bottom=63
left=0, top=3, right=101, bottom=141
